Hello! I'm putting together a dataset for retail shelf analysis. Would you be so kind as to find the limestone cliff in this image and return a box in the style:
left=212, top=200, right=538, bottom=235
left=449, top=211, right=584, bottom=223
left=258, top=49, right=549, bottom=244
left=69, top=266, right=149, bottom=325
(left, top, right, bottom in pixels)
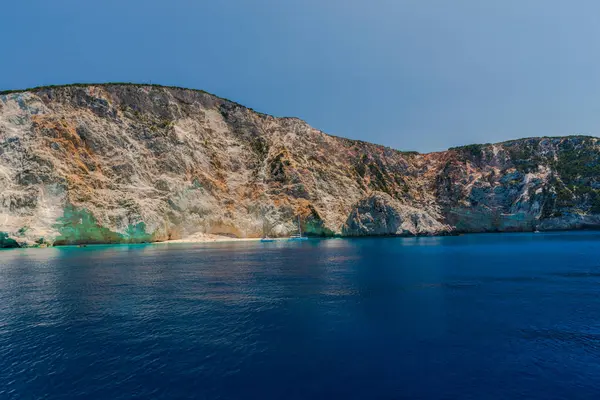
left=1, top=84, right=599, bottom=246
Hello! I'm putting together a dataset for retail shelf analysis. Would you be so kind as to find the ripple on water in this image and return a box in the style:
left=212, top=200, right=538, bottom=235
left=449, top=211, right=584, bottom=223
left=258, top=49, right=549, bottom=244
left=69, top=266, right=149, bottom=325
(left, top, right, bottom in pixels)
left=2, top=234, right=600, bottom=399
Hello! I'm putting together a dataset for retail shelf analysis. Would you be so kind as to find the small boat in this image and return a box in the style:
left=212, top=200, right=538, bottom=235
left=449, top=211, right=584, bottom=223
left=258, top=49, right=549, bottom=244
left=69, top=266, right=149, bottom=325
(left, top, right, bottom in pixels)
left=288, top=216, right=308, bottom=241
left=288, top=234, right=307, bottom=241
left=260, top=218, right=275, bottom=242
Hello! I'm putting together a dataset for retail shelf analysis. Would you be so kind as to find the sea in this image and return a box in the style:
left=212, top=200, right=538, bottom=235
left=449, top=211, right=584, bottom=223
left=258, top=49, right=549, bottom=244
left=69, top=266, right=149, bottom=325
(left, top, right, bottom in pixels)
left=2, top=232, right=600, bottom=399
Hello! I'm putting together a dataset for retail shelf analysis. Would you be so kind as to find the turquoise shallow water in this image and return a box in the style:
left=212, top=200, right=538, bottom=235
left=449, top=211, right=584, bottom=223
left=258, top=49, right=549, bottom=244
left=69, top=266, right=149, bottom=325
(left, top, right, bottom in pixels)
left=2, top=232, right=600, bottom=399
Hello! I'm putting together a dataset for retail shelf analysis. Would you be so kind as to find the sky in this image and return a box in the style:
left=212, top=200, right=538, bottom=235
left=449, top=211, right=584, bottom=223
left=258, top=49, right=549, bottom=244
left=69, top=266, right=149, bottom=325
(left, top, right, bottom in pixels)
left=2, top=0, right=600, bottom=152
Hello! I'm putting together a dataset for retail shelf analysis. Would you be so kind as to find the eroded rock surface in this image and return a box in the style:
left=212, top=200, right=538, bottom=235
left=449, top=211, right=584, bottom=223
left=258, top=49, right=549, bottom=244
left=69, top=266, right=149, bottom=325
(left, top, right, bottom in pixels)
left=1, top=84, right=600, bottom=246
left=342, top=192, right=451, bottom=236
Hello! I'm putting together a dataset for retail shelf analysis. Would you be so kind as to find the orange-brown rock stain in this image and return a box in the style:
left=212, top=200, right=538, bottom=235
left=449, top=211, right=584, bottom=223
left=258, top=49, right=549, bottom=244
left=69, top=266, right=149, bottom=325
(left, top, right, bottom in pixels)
left=32, top=115, right=106, bottom=196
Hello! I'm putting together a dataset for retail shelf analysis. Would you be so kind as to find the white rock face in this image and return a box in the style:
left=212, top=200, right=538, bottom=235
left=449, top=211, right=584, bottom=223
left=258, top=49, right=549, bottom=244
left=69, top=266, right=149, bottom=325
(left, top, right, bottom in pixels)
left=342, top=192, right=451, bottom=236
left=1, top=84, right=600, bottom=247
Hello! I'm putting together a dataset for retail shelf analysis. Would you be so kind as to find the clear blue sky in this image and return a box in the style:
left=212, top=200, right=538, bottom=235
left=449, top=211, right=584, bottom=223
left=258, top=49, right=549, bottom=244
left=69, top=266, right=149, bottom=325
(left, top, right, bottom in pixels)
left=2, top=0, right=599, bottom=152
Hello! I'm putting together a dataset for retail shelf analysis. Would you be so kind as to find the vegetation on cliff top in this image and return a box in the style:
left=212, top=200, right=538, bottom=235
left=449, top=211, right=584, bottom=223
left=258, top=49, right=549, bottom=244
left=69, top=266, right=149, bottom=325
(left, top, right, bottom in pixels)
left=0, top=82, right=215, bottom=97
left=0, top=83, right=276, bottom=119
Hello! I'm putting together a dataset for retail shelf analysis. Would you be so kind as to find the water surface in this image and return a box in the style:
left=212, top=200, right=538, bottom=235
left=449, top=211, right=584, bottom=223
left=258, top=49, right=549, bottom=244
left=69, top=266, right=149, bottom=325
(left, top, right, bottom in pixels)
left=2, top=233, right=600, bottom=399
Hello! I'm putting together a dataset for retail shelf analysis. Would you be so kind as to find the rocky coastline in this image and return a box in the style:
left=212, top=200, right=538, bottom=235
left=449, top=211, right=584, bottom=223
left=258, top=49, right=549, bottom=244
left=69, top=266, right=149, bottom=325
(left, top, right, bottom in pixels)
left=2, top=84, right=600, bottom=247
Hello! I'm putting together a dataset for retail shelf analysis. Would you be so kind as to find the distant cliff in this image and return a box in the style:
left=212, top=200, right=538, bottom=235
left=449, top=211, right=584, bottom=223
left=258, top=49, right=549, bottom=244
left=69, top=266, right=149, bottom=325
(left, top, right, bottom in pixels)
left=1, top=84, right=600, bottom=247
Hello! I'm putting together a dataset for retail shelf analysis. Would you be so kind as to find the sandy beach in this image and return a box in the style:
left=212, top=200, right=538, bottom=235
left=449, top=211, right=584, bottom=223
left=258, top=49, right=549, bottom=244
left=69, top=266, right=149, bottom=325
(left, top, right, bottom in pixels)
left=160, top=232, right=265, bottom=244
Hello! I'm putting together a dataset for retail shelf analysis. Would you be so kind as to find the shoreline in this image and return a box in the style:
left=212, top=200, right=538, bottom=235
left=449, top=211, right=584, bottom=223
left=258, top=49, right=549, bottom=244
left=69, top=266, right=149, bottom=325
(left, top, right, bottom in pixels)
left=4, top=229, right=600, bottom=250
left=158, top=232, right=265, bottom=244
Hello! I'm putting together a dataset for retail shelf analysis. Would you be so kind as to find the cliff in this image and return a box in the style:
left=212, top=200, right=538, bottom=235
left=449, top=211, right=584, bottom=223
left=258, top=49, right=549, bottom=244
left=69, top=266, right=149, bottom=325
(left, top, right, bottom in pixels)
left=1, top=84, right=599, bottom=247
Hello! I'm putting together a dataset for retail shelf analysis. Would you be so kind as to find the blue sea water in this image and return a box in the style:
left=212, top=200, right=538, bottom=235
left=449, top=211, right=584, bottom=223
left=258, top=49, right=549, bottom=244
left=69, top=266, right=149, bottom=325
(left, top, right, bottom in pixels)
left=2, top=233, right=600, bottom=399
